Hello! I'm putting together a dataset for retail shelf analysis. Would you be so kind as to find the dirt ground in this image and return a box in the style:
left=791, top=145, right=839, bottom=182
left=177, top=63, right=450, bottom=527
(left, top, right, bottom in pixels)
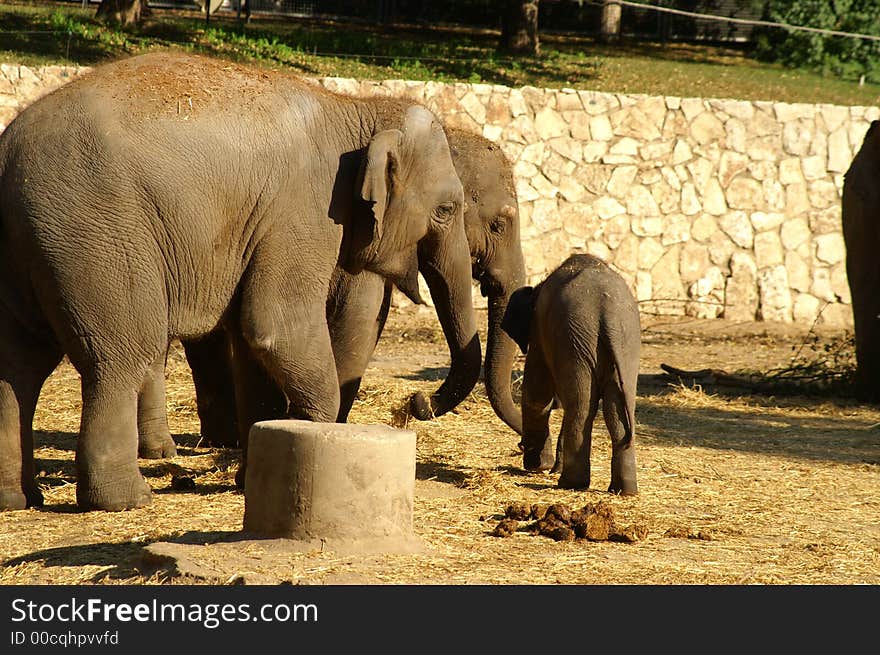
left=0, top=305, right=878, bottom=585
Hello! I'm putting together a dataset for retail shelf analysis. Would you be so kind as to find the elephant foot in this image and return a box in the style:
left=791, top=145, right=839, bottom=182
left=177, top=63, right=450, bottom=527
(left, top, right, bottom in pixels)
left=409, top=392, right=434, bottom=420
left=608, top=479, right=638, bottom=496
left=76, top=475, right=152, bottom=512
left=25, top=485, right=44, bottom=508
left=523, top=447, right=554, bottom=472
left=0, top=488, right=28, bottom=511
left=138, top=432, right=177, bottom=459
left=199, top=424, right=239, bottom=449
left=558, top=470, right=590, bottom=490
left=234, top=464, right=246, bottom=490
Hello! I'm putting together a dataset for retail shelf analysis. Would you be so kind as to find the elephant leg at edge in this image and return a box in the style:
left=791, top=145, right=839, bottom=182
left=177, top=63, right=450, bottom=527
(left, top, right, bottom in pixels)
left=137, top=352, right=177, bottom=459
left=0, top=325, right=61, bottom=510
left=520, top=347, right=556, bottom=473
left=182, top=332, right=240, bottom=448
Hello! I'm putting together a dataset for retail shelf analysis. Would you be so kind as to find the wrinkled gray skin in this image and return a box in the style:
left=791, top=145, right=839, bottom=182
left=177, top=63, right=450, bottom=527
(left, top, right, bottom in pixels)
left=501, top=254, right=640, bottom=495
left=0, top=52, right=481, bottom=511
left=842, top=120, right=880, bottom=401
left=136, top=128, right=526, bottom=460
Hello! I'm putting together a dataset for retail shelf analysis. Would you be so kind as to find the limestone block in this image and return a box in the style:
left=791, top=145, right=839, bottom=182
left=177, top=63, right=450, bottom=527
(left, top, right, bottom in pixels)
left=708, top=231, right=736, bottom=268
left=801, top=155, right=827, bottom=181
left=748, top=160, right=777, bottom=181
left=577, top=164, right=612, bottom=195
left=717, top=211, right=753, bottom=249
left=782, top=120, right=813, bottom=156
left=830, top=263, right=851, bottom=303
left=712, top=99, right=755, bottom=121
left=557, top=89, right=583, bottom=112
left=811, top=266, right=835, bottom=301
left=754, top=230, right=784, bottom=268
left=819, top=104, right=850, bottom=133
left=691, top=213, right=717, bottom=242
left=521, top=86, right=547, bottom=114
left=757, top=265, right=793, bottom=322
left=784, top=182, right=811, bottom=218
left=725, top=118, right=748, bottom=153
left=649, top=246, right=686, bottom=315
left=549, top=135, right=583, bottom=163
left=583, top=141, right=610, bottom=162
left=610, top=137, right=640, bottom=156
left=762, top=179, right=786, bottom=211
left=508, top=88, right=529, bottom=117
left=636, top=271, right=652, bottom=302
left=535, top=105, right=568, bottom=140
left=486, top=92, right=512, bottom=126
left=750, top=109, right=783, bottom=137
left=483, top=124, right=503, bottom=142
left=613, top=234, right=640, bottom=273
left=680, top=97, right=706, bottom=121
left=780, top=217, right=811, bottom=250
left=626, top=185, right=661, bottom=217
left=681, top=183, right=702, bottom=215
left=686, top=266, right=724, bottom=318
left=703, top=179, right=729, bottom=215
left=638, top=237, right=665, bottom=270
left=778, top=158, right=804, bottom=185
left=652, top=180, right=680, bottom=214
left=679, top=240, right=711, bottom=284
left=687, top=157, right=714, bottom=190
left=672, top=139, right=693, bottom=165
left=807, top=181, right=840, bottom=210
left=578, top=90, right=619, bottom=115
left=631, top=215, right=664, bottom=237
left=747, top=135, right=780, bottom=162
left=606, top=165, right=638, bottom=198
left=243, top=420, right=420, bottom=552
left=815, top=232, right=845, bottom=266
left=726, top=178, right=763, bottom=210
left=792, top=293, right=822, bottom=324
left=567, top=112, right=591, bottom=140
left=785, top=251, right=811, bottom=293
left=459, top=91, right=487, bottom=124
left=690, top=112, right=725, bottom=146
left=594, top=196, right=627, bottom=220
left=827, top=127, right=851, bottom=173
left=724, top=252, right=759, bottom=321
left=662, top=213, right=691, bottom=246
left=718, top=151, right=750, bottom=188
left=751, top=211, right=785, bottom=232
left=531, top=197, right=560, bottom=231
left=817, top=302, right=852, bottom=327
left=640, top=140, right=674, bottom=161
left=661, top=166, right=682, bottom=191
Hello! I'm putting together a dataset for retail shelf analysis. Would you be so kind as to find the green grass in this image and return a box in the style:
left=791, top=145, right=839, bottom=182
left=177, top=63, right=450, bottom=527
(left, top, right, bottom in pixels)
left=2, top=0, right=879, bottom=106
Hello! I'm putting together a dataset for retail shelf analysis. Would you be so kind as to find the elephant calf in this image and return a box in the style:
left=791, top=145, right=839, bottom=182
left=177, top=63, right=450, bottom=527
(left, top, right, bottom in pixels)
left=501, top=254, right=640, bottom=495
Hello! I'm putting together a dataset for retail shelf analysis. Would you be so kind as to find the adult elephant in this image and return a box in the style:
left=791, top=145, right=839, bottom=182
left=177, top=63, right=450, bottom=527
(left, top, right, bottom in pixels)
left=842, top=119, right=880, bottom=401
left=0, top=52, right=481, bottom=511
left=137, top=127, right=526, bottom=459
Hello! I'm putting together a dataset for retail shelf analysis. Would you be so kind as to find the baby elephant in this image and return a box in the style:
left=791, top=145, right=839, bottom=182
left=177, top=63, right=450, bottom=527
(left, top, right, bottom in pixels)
left=502, top=254, right=640, bottom=495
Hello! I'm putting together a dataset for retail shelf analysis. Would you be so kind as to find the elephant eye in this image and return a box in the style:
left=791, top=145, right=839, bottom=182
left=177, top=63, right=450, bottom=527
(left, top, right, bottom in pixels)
left=490, top=217, right=506, bottom=234
left=434, top=201, right=457, bottom=222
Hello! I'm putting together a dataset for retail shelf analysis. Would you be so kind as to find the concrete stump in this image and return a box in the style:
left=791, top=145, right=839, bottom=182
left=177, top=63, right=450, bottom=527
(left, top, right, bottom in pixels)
left=243, top=420, right=422, bottom=553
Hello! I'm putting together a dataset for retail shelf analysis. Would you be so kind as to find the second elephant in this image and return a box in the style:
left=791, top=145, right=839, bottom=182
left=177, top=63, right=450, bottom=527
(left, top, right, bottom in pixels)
left=137, top=126, right=526, bottom=458
left=501, top=254, right=640, bottom=495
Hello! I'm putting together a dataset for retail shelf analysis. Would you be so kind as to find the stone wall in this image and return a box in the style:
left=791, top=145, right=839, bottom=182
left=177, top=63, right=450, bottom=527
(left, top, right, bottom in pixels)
left=2, top=62, right=876, bottom=326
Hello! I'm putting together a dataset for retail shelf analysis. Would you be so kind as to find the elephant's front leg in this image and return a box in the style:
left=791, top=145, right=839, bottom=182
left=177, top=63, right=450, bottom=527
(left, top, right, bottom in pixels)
left=137, top=352, right=177, bottom=459
left=555, top=374, right=598, bottom=490
left=520, top=346, right=556, bottom=472
left=233, top=285, right=341, bottom=488
left=327, top=271, right=389, bottom=422
left=182, top=331, right=239, bottom=448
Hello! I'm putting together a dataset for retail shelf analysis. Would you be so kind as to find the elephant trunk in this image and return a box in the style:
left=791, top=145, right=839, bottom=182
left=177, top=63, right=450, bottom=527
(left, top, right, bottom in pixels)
left=484, top=289, right=524, bottom=435
left=410, top=236, right=482, bottom=420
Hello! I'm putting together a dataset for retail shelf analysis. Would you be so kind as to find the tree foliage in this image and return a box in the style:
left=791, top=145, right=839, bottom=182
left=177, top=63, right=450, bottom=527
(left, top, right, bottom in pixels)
left=752, top=0, right=880, bottom=83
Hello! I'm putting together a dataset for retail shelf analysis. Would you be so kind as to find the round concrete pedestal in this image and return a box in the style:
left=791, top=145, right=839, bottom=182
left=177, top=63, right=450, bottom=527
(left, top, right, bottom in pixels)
left=243, top=420, right=422, bottom=553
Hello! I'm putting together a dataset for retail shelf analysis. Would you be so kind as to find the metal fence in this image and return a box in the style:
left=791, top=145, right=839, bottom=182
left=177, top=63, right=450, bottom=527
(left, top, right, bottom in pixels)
left=138, top=1, right=766, bottom=44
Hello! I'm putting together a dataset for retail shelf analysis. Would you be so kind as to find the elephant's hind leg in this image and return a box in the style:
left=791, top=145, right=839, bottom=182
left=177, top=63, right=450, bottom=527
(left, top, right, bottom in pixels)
left=183, top=331, right=239, bottom=448
left=137, top=352, right=177, bottom=459
left=602, top=383, right=638, bottom=496
left=0, top=321, right=61, bottom=510
left=556, top=373, right=598, bottom=490
left=76, top=373, right=153, bottom=511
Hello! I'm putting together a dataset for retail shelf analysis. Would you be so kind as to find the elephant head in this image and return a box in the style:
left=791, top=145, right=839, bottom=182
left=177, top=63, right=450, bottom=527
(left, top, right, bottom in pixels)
left=348, top=106, right=482, bottom=419
left=410, top=128, right=527, bottom=430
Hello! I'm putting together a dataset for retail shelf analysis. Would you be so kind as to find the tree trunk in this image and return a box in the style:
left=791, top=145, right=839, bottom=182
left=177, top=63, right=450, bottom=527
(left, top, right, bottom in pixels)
left=95, top=0, right=146, bottom=26
left=600, top=1, right=622, bottom=44
left=501, top=0, right=540, bottom=55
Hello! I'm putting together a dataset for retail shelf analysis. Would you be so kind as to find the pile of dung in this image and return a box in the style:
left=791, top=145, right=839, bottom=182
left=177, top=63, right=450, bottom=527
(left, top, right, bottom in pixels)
left=492, top=502, right=648, bottom=543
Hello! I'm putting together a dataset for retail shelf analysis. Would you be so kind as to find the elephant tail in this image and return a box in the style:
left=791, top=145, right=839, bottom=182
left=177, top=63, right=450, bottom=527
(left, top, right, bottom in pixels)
left=604, top=330, right=638, bottom=450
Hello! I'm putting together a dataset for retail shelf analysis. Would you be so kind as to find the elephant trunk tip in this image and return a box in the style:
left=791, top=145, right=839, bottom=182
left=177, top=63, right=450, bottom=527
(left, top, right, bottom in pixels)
left=409, top=391, right=435, bottom=420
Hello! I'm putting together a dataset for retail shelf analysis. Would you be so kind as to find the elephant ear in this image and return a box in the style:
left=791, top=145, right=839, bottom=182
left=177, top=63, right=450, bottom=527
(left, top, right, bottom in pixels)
left=501, top=286, right=535, bottom=354
left=359, top=129, right=403, bottom=242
